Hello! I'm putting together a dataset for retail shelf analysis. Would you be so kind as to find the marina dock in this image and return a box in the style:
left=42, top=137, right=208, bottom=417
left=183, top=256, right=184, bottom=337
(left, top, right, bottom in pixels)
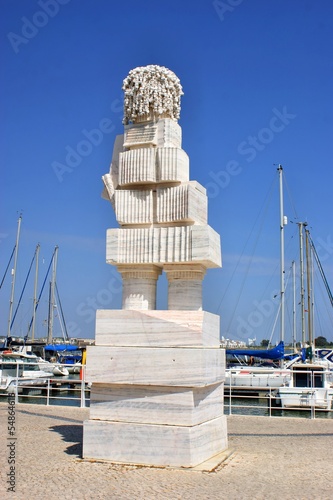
left=1, top=403, right=332, bottom=499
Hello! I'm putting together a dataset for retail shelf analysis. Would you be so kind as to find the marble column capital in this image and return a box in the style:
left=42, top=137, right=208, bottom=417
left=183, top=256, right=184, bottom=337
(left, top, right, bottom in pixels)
left=164, top=264, right=207, bottom=281
left=117, top=264, right=162, bottom=281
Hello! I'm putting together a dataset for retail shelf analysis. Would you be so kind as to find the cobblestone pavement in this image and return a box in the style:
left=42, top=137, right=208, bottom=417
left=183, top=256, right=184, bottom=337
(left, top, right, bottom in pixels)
left=1, top=402, right=332, bottom=500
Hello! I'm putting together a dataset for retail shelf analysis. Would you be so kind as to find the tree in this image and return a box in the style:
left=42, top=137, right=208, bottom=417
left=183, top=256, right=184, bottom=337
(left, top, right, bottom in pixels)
left=260, top=339, right=269, bottom=348
left=315, top=336, right=329, bottom=347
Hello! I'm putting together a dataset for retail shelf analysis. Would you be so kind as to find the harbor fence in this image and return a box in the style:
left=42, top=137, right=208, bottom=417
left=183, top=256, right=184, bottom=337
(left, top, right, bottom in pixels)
left=1, top=363, right=332, bottom=419
left=0, top=362, right=90, bottom=408
left=224, top=364, right=333, bottom=419
left=224, top=386, right=333, bottom=419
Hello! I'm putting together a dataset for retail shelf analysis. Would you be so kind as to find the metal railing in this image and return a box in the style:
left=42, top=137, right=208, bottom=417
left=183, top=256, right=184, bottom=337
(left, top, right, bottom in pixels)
left=2, top=363, right=332, bottom=419
left=224, top=366, right=333, bottom=419
left=0, top=363, right=90, bottom=408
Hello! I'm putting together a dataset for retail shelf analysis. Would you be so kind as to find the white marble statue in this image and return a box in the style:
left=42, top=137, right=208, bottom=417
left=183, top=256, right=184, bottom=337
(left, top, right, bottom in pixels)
left=83, top=65, right=227, bottom=468
left=102, top=64, right=221, bottom=312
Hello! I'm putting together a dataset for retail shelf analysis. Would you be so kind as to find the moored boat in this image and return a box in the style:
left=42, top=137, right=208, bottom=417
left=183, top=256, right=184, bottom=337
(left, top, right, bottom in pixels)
left=44, top=344, right=82, bottom=373
left=0, top=351, right=53, bottom=379
left=225, top=365, right=291, bottom=389
left=278, top=363, right=333, bottom=410
left=3, top=345, right=70, bottom=377
left=0, top=351, right=51, bottom=393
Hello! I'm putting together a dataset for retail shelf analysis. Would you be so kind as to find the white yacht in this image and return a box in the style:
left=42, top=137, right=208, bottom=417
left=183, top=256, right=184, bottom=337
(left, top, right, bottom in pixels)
left=225, top=365, right=291, bottom=389
left=0, top=351, right=51, bottom=393
left=278, top=363, right=333, bottom=410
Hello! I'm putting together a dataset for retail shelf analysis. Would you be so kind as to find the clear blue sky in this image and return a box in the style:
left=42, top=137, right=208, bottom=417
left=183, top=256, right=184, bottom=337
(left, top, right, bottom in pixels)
left=1, top=0, right=332, bottom=344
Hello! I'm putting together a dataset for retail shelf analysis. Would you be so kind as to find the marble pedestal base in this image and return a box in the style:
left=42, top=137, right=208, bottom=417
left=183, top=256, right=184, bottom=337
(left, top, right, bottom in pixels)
left=83, top=415, right=227, bottom=468
left=88, top=383, right=223, bottom=425
left=83, top=309, right=227, bottom=468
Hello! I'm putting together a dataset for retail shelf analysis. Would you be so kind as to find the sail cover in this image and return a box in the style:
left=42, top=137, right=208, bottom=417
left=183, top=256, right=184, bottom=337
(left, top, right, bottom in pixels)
left=226, top=341, right=284, bottom=360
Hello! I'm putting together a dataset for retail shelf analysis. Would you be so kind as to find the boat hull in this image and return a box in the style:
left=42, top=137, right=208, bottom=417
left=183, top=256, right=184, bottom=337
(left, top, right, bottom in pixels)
left=225, top=368, right=291, bottom=389
left=278, top=387, right=333, bottom=410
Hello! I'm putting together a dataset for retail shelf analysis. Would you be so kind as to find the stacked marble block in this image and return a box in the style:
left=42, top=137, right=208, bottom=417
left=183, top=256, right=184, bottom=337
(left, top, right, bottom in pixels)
left=83, top=114, right=227, bottom=467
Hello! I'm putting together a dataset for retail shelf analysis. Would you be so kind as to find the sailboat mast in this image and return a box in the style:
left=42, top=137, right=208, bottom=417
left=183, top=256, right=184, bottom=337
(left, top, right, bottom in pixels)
left=278, top=165, right=286, bottom=344
left=305, top=228, right=313, bottom=358
left=7, top=214, right=22, bottom=339
left=292, top=260, right=297, bottom=352
left=31, top=244, right=40, bottom=341
left=277, top=165, right=287, bottom=368
left=298, top=222, right=306, bottom=347
left=47, top=246, right=58, bottom=344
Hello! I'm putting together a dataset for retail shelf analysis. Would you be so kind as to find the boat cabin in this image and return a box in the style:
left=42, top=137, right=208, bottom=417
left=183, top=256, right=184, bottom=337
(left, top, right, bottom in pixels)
left=292, top=364, right=327, bottom=388
left=0, top=358, right=24, bottom=378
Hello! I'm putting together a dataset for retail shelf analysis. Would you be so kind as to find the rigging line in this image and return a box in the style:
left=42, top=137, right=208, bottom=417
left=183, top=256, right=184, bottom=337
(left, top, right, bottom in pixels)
left=224, top=174, right=278, bottom=333
left=283, top=173, right=299, bottom=221
left=268, top=267, right=292, bottom=346
left=25, top=248, right=56, bottom=338
left=0, top=245, right=16, bottom=290
left=55, top=282, right=69, bottom=341
left=281, top=266, right=294, bottom=339
left=216, top=173, right=278, bottom=316
left=268, top=302, right=281, bottom=346
left=308, top=233, right=333, bottom=308
left=10, top=247, right=37, bottom=329
left=312, top=278, right=321, bottom=339
left=251, top=216, right=299, bottom=341
left=313, top=271, right=333, bottom=330
left=312, top=278, right=326, bottom=339
left=257, top=229, right=299, bottom=307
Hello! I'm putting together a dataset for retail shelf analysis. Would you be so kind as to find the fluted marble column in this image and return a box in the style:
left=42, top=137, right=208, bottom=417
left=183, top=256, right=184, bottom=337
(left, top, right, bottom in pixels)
left=164, top=264, right=206, bottom=310
left=118, top=264, right=162, bottom=310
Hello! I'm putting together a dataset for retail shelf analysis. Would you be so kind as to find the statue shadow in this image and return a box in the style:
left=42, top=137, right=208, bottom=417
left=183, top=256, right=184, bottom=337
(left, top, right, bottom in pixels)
left=49, top=424, right=83, bottom=457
